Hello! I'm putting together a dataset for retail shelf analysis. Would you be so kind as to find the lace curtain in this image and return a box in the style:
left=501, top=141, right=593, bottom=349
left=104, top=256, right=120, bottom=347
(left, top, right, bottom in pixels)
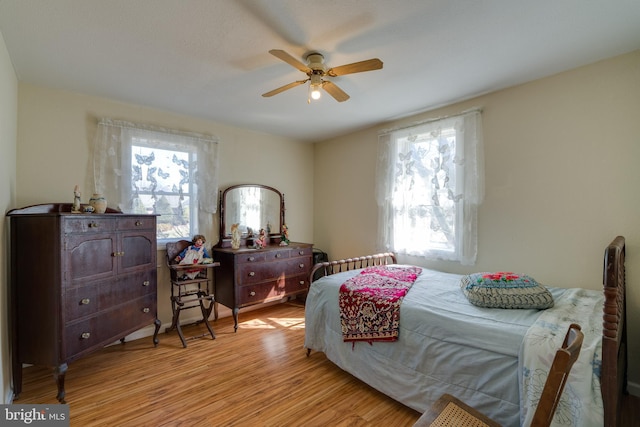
left=92, top=119, right=219, bottom=232
left=376, top=110, right=483, bottom=265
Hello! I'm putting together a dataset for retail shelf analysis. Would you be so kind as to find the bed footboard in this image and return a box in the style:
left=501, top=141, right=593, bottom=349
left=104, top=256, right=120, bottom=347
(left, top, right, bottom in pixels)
left=309, top=252, right=397, bottom=284
left=601, top=235, right=627, bottom=427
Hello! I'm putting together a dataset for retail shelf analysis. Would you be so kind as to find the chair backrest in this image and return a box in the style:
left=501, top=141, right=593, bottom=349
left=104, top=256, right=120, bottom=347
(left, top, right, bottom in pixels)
left=166, top=240, right=191, bottom=262
left=530, top=323, right=584, bottom=427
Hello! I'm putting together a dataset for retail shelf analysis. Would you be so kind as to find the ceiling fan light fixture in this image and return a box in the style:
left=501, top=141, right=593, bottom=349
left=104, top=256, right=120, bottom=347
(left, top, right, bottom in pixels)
left=264, top=49, right=383, bottom=103
left=309, top=74, right=323, bottom=101
left=310, top=84, right=322, bottom=100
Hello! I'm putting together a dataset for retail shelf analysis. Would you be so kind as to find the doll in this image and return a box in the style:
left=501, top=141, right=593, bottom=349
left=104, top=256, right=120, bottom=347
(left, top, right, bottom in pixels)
left=72, top=185, right=82, bottom=213
left=231, top=223, right=241, bottom=250
left=174, top=234, right=211, bottom=279
left=254, top=228, right=267, bottom=249
left=280, top=223, right=290, bottom=246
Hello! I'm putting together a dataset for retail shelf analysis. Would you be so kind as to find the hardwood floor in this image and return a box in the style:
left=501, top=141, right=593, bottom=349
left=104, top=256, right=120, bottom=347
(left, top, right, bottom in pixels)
left=14, top=303, right=420, bottom=426
left=13, top=303, right=639, bottom=426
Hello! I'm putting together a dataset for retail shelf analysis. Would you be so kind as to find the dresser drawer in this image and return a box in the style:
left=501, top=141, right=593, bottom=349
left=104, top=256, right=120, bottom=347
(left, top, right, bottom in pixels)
left=64, top=294, right=156, bottom=358
left=237, top=257, right=311, bottom=285
left=237, top=275, right=308, bottom=306
left=64, top=271, right=156, bottom=323
left=117, top=216, right=156, bottom=231
left=265, top=248, right=291, bottom=261
left=289, top=246, right=313, bottom=258
left=64, top=217, right=115, bottom=234
left=236, top=252, right=266, bottom=263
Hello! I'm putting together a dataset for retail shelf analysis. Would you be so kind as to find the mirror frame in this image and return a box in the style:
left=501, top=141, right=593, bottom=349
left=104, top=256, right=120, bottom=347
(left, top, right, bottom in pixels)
left=217, top=184, right=285, bottom=248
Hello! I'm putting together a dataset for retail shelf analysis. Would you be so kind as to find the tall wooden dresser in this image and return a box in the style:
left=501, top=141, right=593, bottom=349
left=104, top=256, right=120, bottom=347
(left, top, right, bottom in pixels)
left=212, top=243, right=313, bottom=331
left=7, top=203, right=160, bottom=403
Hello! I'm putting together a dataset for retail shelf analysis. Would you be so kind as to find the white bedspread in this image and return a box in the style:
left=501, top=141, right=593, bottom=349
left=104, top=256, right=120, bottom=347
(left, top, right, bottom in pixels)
left=519, top=288, right=604, bottom=426
left=304, top=266, right=598, bottom=427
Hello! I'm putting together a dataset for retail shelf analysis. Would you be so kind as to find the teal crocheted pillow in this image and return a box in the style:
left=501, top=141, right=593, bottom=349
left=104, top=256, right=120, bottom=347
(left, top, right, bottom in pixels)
left=460, top=272, right=554, bottom=309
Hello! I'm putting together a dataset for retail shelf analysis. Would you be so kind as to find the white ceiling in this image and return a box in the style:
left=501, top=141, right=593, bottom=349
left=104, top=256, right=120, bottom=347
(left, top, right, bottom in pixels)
left=1, top=1, right=639, bottom=143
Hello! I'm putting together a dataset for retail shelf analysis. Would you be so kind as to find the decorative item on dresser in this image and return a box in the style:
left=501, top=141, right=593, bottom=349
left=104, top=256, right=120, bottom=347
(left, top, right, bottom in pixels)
left=7, top=203, right=160, bottom=403
left=212, top=184, right=313, bottom=331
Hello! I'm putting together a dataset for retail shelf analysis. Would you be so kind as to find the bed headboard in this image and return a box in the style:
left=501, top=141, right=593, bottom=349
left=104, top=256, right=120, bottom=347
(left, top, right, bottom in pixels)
left=309, top=252, right=397, bottom=283
left=601, top=235, right=627, bottom=427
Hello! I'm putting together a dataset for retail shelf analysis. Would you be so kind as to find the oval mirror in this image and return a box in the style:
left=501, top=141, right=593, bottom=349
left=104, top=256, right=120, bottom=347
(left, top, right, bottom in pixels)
left=219, top=184, right=284, bottom=246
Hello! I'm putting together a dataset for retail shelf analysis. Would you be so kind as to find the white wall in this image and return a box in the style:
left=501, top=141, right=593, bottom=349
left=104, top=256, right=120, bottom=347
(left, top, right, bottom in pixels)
left=0, top=30, right=18, bottom=404
left=314, top=50, right=640, bottom=393
left=16, top=84, right=315, bottom=244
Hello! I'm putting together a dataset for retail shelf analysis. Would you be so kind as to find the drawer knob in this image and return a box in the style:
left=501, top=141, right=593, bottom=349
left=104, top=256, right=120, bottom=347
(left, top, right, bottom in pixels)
left=81, top=298, right=91, bottom=305
left=299, top=263, right=305, bottom=268
left=88, top=222, right=99, bottom=228
left=276, top=253, right=281, bottom=258
left=299, top=251, right=304, bottom=255
left=142, top=280, right=150, bottom=287
left=81, top=332, right=91, bottom=339
left=248, top=256, right=255, bottom=261
left=249, top=271, right=255, bottom=277
left=142, top=307, right=150, bottom=313
left=249, top=291, right=256, bottom=297
left=299, top=280, right=305, bottom=286
left=135, top=220, right=142, bottom=226
left=111, top=251, right=125, bottom=257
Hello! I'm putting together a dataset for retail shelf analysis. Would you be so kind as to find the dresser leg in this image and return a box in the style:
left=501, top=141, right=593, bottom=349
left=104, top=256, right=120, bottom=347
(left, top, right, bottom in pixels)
left=54, top=363, right=67, bottom=403
left=233, top=307, right=239, bottom=332
left=152, top=318, right=161, bottom=347
left=12, top=354, right=22, bottom=400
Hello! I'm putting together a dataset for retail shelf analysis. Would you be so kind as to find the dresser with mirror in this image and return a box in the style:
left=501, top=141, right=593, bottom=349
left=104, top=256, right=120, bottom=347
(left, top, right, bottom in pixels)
left=212, top=184, right=313, bottom=331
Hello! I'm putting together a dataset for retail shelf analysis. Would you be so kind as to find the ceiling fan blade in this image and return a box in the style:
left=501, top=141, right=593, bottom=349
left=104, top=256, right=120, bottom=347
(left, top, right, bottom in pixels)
left=269, top=49, right=311, bottom=73
left=327, top=58, right=383, bottom=77
left=322, top=81, right=350, bottom=102
left=262, top=79, right=309, bottom=97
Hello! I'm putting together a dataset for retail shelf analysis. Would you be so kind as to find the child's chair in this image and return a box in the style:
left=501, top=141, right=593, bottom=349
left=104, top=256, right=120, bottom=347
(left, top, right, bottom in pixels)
left=165, top=240, right=219, bottom=347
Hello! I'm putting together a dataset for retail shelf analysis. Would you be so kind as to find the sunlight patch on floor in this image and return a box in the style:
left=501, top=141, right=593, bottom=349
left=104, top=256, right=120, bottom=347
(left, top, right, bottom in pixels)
left=238, top=316, right=305, bottom=330
left=238, top=318, right=274, bottom=329
left=268, top=317, right=305, bottom=329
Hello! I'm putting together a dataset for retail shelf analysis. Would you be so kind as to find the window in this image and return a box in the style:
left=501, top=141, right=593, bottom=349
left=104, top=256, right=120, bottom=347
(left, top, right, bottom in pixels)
left=93, top=119, right=219, bottom=244
left=376, top=110, right=483, bottom=265
left=130, top=141, right=195, bottom=240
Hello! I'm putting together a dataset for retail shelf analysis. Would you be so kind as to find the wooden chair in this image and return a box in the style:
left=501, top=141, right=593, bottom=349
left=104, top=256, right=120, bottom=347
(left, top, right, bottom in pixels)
left=164, top=240, right=219, bottom=348
left=414, top=323, right=584, bottom=427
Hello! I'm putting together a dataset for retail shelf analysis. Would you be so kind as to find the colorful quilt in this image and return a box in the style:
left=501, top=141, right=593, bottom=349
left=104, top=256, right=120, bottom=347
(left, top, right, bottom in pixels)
left=339, top=265, right=422, bottom=343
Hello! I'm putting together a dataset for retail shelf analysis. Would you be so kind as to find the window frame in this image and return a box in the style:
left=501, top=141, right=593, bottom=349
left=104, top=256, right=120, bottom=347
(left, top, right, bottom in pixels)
left=128, top=137, right=199, bottom=245
left=376, top=111, right=483, bottom=265
left=92, top=118, right=219, bottom=250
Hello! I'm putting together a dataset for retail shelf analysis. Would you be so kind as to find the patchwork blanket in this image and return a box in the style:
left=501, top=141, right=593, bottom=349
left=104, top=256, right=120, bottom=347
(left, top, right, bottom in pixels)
left=339, top=265, right=422, bottom=343
left=519, top=287, right=604, bottom=427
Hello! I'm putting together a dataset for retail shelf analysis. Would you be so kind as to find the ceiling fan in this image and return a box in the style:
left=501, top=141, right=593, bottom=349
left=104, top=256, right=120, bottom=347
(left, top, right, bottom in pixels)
left=262, top=49, right=383, bottom=102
